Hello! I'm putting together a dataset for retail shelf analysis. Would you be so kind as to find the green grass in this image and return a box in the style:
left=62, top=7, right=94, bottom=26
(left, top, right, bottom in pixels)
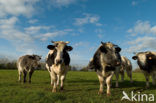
left=0, top=70, right=156, bottom=103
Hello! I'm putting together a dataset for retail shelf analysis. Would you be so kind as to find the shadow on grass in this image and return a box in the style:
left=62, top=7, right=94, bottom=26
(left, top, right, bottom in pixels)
left=112, top=80, right=156, bottom=90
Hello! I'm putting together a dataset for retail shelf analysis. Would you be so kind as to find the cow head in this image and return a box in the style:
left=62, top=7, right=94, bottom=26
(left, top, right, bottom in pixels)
left=100, top=41, right=121, bottom=66
left=28, top=55, right=42, bottom=61
left=132, top=51, right=156, bottom=64
left=28, top=54, right=42, bottom=69
left=47, top=41, right=73, bottom=65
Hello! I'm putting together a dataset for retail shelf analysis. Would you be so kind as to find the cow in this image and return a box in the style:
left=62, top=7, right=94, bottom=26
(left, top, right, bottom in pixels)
left=17, top=54, right=41, bottom=83
left=120, top=56, right=133, bottom=82
left=114, top=56, right=133, bottom=87
left=46, top=41, right=73, bottom=92
left=87, top=42, right=121, bottom=96
left=132, top=51, right=156, bottom=87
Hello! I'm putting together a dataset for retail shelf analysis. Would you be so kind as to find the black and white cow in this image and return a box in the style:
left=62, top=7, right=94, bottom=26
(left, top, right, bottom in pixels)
left=132, top=51, right=156, bottom=87
left=87, top=42, right=121, bottom=96
left=114, top=56, right=133, bottom=87
left=17, top=54, right=41, bottom=83
left=46, top=41, right=73, bottom=92
left=119, top=56, right=133, bottom=82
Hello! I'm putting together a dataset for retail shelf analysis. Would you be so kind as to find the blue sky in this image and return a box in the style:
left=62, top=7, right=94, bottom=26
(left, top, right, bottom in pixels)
left=0, top=0, right=156, bottom=67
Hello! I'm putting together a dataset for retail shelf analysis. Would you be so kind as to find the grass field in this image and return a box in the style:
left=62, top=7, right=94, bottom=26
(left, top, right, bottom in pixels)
left=0, top=70, right=156, bottom=103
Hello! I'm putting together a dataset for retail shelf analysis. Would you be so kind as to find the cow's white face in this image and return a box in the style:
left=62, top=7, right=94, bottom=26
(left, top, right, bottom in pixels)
left=137, top=53, right=146, bottom=65
left=47, top=41, right=73, bottom=65
left=55, top=42, right=66, bottom=65
left=132, top=52, right=146, bottom=66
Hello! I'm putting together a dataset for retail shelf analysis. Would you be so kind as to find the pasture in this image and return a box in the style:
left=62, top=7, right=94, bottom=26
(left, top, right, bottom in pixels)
left=0, top=70, right=156, bottom=103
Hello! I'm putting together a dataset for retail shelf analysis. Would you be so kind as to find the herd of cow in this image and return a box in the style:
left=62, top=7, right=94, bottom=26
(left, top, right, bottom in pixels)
left=16, top=41, right=156, bottom=96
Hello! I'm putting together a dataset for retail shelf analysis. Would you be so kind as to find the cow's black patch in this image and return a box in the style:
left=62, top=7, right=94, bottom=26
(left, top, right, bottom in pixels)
left=105, top=66, right=116, bottom=72
left=46, top=49, right=57, bottom=67
left=63, top=50, right=70, bottom=65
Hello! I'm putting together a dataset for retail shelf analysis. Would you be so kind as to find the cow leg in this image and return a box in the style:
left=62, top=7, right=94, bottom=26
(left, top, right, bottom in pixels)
left=60, top=75, right=66, bottom=91
left=97, top=74, right=104, bottom=94
left=29, top=70, right=34, bottom=83
left=152, top=73, right=156, bottom=85
left=18, top=71, right=22, bottom=82
left=23, top=70, right=27, bottom=83
left=57, top=75, right=60, bottom=86
left=144, top=72, right=150, bottom=88
left=115, top=67, right=120, bottom=87
left=106, top=73, right=114, bottom=96
left=51, top=71, right=57, bottom=92
left=120, top=71, right=124, bottom=82
left=126, top=67, right=133, bottom=83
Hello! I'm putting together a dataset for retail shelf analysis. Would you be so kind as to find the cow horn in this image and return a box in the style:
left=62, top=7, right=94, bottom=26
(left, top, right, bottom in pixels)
left=101, top=41, right=104, bottom=45
left=65, top=41, right=69, bottom=44
left=51, top=40, right=55, bottom=43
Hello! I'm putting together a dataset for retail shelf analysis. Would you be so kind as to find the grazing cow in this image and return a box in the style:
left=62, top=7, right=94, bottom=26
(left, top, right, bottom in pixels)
left=46, top=41, right=73, bottom=92
left=132, top=51, right=156, bottom=87
left=87, top=42, right=121, bottom=96
left=17, top=54, right=41, bottom=83
left=114, top=56, right=133, bottom=87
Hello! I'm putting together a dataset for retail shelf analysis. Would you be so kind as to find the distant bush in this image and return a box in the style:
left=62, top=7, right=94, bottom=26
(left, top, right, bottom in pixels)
left=0, top=59, right=17, bottom=70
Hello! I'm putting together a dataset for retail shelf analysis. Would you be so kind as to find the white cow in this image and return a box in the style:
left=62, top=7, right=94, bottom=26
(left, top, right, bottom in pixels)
left=46, top=41, right=73, bottom=92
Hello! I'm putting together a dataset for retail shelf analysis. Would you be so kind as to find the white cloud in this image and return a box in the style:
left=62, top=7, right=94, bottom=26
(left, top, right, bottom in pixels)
left=127, top=36, right=156, bottom=53
left=0, top=17, right=35, bottom=53
left=28, top=19, right=38, bottom=24
left=50, top=0, right=77, bottom=8
left=127, top=20, right=156, bottom=36
left=0, top=17, right=73, bottom=54
left=0, top=0, right=39, bottom=17
left=127, top=20, right=156, bottom=53
left=37, top=30, right=72, bottom=41
left=74, top=13, right=102, bottom=26
left=25, top=26, right=51, bottom=34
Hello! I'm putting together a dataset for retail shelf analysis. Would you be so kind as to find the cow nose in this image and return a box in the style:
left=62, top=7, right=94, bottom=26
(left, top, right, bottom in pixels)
left=56, top=59, right=62, bottom=64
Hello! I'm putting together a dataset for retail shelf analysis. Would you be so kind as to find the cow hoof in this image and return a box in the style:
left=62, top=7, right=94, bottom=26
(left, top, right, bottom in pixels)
left=52, top=89, right=57, bottom=93
left=60, top=87, right=64, bottom=91
left=98, top=91, right=103, bottom=95
left=107, top=93, right=111, bottom=96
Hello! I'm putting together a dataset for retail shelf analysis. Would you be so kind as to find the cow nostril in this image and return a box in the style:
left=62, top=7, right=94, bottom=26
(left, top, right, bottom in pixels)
left=56, top=60, right=62, bottom=64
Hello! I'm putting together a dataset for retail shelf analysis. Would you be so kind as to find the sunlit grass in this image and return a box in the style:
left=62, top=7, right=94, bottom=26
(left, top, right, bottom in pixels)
left=0, top=70, right=155, bottom=103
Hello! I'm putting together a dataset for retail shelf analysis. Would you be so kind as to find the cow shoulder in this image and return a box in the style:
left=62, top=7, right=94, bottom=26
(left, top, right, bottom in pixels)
left=92, top=49, right=102, bottom=70
left=46, top=49, right=57, bottom=67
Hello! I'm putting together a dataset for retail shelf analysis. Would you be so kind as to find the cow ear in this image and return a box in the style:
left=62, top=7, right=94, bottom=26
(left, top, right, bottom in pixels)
left=100, top=46, right=107, bottom=53
left=66, top=46, right=73, bottom=51
left=47, top=45, right=55, bottom=50
left=132, top=56, right=138, bottom=60
left=115, top=47, right=121, bottom=52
